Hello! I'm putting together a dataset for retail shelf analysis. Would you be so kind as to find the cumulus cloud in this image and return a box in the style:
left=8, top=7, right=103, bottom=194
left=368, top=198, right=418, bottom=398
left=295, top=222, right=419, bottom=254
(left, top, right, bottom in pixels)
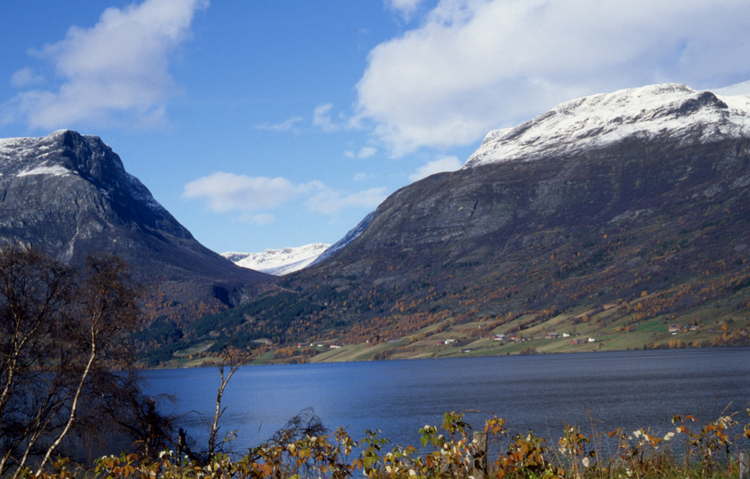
left=354, top=172, right=377, bottom=182
left=305, top=187, right=388, bottom=215
left=356, top=0, right=750, bottom=155
left=11, top=68, right=45, bottom=88
left=2, top=0, right=208, bottom=130
left=182, top=172, right=322, bottom=212
left=184, top=172, right=387, bottom=216
left=313, top=103, right=338, bottom=132
left=255, top=116, right=304, bottom=132
left=358, top=147, right=378, bottom=158
left=344, top=146, right=378, bottom=159
left=386, top=0, right=426, bottom=17
left=408, top=156, right=462, bottom=182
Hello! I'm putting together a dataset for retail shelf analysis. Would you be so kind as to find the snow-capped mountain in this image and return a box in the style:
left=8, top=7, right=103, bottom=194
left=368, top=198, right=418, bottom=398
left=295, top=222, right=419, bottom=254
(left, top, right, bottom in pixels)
left=223, top=243, right=330, bottom=276
left=0, top=130, right=170, bottom=217
left=226, top=211, right=376, bottom=275
left=464, top=83, right=750, bottom=168
left=268, top=80, right=750, bottom=344
left=0, top=129, right=268, bottom=315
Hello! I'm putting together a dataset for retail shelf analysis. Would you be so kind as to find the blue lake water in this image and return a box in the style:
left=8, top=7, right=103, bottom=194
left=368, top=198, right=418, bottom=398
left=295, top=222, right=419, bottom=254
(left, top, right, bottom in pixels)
left=142, top=347, right=750, bottom=454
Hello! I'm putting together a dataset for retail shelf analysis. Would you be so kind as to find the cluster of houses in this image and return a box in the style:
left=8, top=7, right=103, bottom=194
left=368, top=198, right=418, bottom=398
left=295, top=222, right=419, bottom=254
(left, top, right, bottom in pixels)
left=545, top=332, right=595, bottom=344
left=291, top=323, right=702, bottom=354
left=297, top=342, right=343, bottom=349
left=491, top=332, right=595, bottom=345
left=290, top=322, right=702, bottom=355
left=491, top=333, right=535, bottom=343
left=485, top=323, right=699, bottom=346
left=492, top=333, right=530, bottom=343
left=669, top=325, right=698, bottom=333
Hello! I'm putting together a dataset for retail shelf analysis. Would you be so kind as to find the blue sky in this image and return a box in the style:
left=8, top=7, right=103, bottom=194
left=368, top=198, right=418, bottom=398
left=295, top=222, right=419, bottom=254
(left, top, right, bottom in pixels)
left=2, top=0, right=750, bottom=254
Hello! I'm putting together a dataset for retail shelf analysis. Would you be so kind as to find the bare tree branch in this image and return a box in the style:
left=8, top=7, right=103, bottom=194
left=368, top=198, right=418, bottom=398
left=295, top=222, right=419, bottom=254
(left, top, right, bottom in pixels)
left=207, top=346, right=252, bottom=457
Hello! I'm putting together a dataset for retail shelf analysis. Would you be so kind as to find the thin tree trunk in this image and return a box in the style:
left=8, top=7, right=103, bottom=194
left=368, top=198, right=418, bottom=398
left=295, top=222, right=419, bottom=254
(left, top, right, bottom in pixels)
left=207, top=352, right=244, bottom=456
left=208, top=363, right=228, bottom=456
left=35, top=339, right=96, bottom=475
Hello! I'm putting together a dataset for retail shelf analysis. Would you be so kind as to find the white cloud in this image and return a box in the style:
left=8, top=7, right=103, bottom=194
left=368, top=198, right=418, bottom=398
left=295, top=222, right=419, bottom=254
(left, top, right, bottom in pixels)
left=306, top=187, right=388, bottom=215
left=344, top=147, right=378, bottom=159
left=256, top=116, right=304, bottom=132
left=356, top=0, right=750, bottom=155
left=386, top=0, right=426, bottom=17
left=184, top=172, right=386, bottom=216
left=182, top=172, right=322, bottom=212
left=358, top=146, right=378, bottom=158
left=11, top=68, right=44, bottom=88
left=354, top=172, right=377, bottom=182
left=408, top=156, right=462, bottom=182
left=2, top=0, right=208, bottom=130
left=313, top=103, right=338, bottom=132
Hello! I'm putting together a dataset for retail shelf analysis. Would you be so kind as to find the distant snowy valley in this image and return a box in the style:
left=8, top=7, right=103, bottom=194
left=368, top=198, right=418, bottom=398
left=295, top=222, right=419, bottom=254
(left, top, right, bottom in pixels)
left=222, top=243, right=330, bottom=275
left=223, top=211, right=375, bottom=275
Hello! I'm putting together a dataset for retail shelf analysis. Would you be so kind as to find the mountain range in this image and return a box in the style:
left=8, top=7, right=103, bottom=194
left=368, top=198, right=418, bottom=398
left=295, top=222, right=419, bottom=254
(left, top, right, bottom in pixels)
left=2, top=82, right=749, bottom=365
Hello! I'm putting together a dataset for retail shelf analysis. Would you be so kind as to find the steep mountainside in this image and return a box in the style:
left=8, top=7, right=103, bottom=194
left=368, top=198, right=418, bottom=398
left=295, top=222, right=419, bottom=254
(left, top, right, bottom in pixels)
left=161, top=83, right=750, bottom=364
left=310, top=211, right=374, bottom=266
left=0, top=130, right=270, bottom=322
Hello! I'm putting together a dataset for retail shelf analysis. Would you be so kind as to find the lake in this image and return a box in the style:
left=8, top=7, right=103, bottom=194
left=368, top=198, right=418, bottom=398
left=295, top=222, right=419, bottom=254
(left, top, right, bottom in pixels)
left=143, top=347, right=750, bottom=454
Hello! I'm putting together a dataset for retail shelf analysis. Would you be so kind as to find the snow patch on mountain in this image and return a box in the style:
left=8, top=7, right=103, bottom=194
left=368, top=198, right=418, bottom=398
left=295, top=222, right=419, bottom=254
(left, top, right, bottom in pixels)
left=464, top=83, right=750, bottom=168
left=0, top=131, right=168, bottom=215
left=17, top=165, right=75, bottom=177
left=223, top=243, right=330, bottom=276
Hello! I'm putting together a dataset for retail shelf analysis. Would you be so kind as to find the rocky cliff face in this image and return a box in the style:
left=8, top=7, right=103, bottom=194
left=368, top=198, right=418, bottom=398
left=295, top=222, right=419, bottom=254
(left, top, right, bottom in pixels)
left=319, top=134, right=750, bottom=285
left=0, top=130, right=269, bottom=317
left=319, top=84, right=750, bottom=273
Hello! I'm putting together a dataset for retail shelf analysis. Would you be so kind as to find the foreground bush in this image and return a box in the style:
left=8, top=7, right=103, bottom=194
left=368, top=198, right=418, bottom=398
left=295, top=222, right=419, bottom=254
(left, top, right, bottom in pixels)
left=25, top=409, right=750, bottom=479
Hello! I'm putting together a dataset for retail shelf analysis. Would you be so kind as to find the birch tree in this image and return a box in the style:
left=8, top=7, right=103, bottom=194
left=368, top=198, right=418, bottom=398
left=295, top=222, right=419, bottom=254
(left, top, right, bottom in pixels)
left=0, top=247, right=145, bottom=476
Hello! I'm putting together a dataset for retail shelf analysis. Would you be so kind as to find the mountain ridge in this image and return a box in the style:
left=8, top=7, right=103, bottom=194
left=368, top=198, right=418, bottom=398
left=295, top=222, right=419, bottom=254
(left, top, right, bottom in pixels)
left=0, top=130, right=270, bottom=323
left=465, top=83, right=750, bottom=168
left=310, top=211, right=375, bottom=266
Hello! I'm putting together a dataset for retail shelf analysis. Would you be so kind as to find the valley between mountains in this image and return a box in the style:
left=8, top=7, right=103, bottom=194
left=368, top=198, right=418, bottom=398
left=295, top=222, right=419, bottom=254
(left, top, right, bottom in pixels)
left=2, top=83, right=750, bottom=367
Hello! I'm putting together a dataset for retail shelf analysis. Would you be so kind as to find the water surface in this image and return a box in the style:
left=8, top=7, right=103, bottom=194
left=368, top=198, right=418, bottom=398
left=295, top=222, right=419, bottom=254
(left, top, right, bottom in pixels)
left=143, top=347, right=750, bottom=452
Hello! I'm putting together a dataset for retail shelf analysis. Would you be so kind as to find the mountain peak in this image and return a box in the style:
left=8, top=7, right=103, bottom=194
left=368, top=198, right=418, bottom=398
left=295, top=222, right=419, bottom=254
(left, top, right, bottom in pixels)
left=0, top=130, right=169, bottom=216
left=464, top=83, right=750, bottom=168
